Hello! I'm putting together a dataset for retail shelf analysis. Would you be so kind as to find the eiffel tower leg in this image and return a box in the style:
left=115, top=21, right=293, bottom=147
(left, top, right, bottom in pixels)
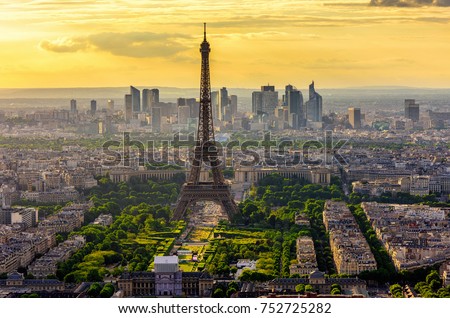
left=173, top=195, right=191, bottom=221
left=220, top=198, right=239, bottom=219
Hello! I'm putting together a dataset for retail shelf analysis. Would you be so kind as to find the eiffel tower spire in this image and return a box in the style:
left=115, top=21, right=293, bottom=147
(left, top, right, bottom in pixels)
left=172, top=24, right=239, bottom=221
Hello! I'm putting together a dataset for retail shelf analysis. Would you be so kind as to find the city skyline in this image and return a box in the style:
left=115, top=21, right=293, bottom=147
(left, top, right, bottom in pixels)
left=0, top=1, right=449, bottom=88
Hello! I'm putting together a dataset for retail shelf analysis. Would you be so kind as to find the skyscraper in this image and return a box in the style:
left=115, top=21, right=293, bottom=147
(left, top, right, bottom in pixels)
left=283, top=84, right=293, bottom=105
left=211, top=91, right=219, bottom=120
left=178, top=106, right=190, bottom=125
left=107, top=99, right=114, bottom=111
left=252, top=91, right=262, bottom=114
left=187, top=98, right=199, bottom=118
left=142, top=88, right=159, bottom=112
left=152, top=107, right=161, bottom=133
left=305, top=81, right=322, bottom=123
left=252, top=85, right=278, bottom=116
left=124, top=94, right=132, bottom=123
left=218, top=87, right=228, bottom=121
left=70, top=99, right=77, bottom=113
left=130, top=86, right=140, bottom=113
left=230, top=95, right=238, bottom=117
left=285, top=84, right=304, bottom=129
left=348, top=107, right=361, bottom=129
left=90, top=100, right=97, bottom=115
left=150, top=89, right=159, bottom=107
left=142, top=89, right=150, bottom=112
left=405, top=99, right=419, bottom=122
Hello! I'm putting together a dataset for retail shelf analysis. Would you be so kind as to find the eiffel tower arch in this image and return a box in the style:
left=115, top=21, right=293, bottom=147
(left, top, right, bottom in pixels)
left=172, top=24, right=239, bottom=221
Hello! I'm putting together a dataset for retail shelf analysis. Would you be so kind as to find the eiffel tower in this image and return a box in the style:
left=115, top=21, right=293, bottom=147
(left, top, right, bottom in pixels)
left=172, top=24, right=239, bottom=221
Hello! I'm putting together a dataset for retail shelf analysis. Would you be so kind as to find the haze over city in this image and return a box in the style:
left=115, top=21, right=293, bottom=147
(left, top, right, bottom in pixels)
left=0, top=0, right=450, bottom=88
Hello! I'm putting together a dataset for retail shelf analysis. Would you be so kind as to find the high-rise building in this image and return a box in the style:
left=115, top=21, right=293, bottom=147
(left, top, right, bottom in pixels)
left=143, top=88, right=159, bottom=113
left=107, top=99, right=114, bottom=111
left=252, top=85, right=278, bottom=116
left=130, top=86, right=141, bottom=112
left=211, top=91, right=219, bottom=120
left=124, top=94, right=132, bottom=123
left=283, top=84, right=293, bottom=105
left=90, top=100, right=97, bottom=115
left=305, top=81, right=322, bottom=123
left=150, top=89, right=159, bottom=107
left=348, top=107, right=361, bottom=129
left=178, top=106, right=191, bottom=125
left=188, top=98, right=199, bottom=118
left=178, top=97, right=197, bottom=119
left=142, top=89, right=150, bottom=112
left=218, top=87, right=228, bottom=121
left=70, top=99, right=77, bottom=113
left=177, top=98, right=187, bottom=107
left=252, top=91, right=262, bottom=114
left=230, top=95, right=238, bottom=117
left=405, top=99, right=419, bottom=122
left=152, top=107, right=161, bottom=133
left=285, top=84, right=304, bottom=129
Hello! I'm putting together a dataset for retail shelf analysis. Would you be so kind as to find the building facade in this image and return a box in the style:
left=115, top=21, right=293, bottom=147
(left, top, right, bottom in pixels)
left=305, top=81, right=322, bottom=124
left=348, top=107, right=361, bottom=129
left=405, top=99, right=419, bottom=122
left=252, top=85, right=278, bottom=116
left=130, top=86, right=141, bottom=113
left=117, top=256, right=213, bottom=297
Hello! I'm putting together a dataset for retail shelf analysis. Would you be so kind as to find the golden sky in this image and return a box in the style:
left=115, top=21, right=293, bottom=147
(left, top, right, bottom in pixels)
left=0, top=0, right=449, bottom=88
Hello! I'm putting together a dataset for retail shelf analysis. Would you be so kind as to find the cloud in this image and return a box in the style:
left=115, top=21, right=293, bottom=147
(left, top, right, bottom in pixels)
left=39, top=32, right=193, bottom=58
left=39, top=37, right=88, bottom=52
left=87, top=32, right=191, bottom=58
left=370, top=0, right=450, bottom=6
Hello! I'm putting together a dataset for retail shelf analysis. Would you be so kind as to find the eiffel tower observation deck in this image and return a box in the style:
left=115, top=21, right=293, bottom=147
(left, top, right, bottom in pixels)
left=172, top=24, right=239, bottom=221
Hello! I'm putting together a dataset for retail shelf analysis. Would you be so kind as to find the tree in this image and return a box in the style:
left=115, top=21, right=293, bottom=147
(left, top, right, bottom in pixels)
left=87, top=268, right=102, bottom=282
left=389, top=284, right=404, bottom=298
left=429, top=279, right=442, bottom=292
left=242, top=201, right=259, bottom=219
left=295, top=284, right=305, bottom=294
left=330, top=288, right=341, bottom=295
left=99, top=283, right=115, bottom=298
left=305, top=284, right=314, bottom=292
left=64, top=272, right=76, bottom=283
left=330, top=283, right=341, bottom=293
left=228, top=281, right=239, bottom=290
left=87, top=282, right=102, bottom=297
left=116, top=230, right=128, bottom=240
left=226, top=287, right=237, bottom=298
left=426, top=270, right=441, bottom=285
left=212, top=287, right=225, bottom=298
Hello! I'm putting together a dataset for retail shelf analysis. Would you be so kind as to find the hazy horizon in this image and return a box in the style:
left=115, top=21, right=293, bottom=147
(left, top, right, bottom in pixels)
left=1, top=86, right=449, bottom=114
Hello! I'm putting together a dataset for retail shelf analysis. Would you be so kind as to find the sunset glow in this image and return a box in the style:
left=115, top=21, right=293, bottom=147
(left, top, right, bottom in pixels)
left=0, top=0, right=449, bottom=88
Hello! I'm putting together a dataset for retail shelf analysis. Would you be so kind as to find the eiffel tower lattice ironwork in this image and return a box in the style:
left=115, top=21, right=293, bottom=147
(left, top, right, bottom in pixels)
left=172, top=24, right=239, bottom=221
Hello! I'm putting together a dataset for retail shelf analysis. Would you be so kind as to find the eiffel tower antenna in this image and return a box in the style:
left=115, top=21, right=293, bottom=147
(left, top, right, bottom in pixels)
left=172, top=24, right=239, bottom=221
left=203, top=22, right=206, bottom=41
